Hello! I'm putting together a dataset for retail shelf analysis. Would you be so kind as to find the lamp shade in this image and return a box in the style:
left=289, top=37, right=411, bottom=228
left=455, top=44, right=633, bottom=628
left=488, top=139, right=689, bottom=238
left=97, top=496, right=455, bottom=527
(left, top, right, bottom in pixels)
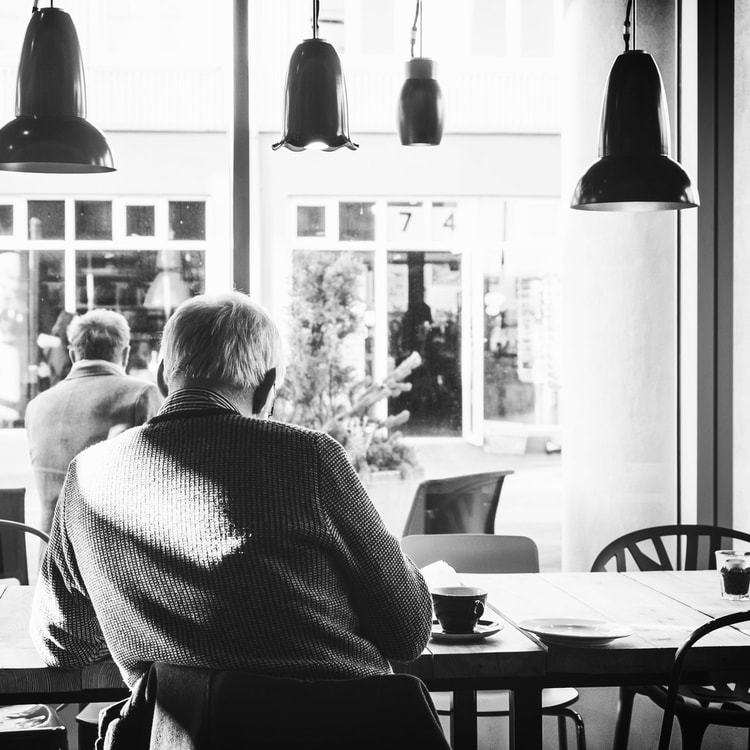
left=571, top=50, right=697, bottom=211
left=398, top=57, right=444, bottom=146
left=272, top=38, right=357, bottom=152
left=0, top=7, right=114, bottom=173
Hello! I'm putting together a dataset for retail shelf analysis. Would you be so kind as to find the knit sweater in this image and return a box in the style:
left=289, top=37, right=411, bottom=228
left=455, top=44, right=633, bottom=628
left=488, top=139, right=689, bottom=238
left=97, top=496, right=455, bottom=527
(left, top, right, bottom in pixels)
left=30, top=391, right=433, bottom=688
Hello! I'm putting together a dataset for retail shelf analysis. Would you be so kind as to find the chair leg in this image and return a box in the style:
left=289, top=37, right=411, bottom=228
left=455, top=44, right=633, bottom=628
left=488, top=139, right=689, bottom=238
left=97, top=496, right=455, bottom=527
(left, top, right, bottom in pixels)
left=612, top=686, right=636, bottom=750
left=553, top=707, right=586, bottom=750
left=675, top=713, right=709, bottom=750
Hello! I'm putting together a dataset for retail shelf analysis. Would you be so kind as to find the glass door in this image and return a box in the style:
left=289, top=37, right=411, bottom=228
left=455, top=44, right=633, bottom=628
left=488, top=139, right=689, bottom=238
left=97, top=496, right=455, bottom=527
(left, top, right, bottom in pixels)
left=387, top=250, right=462, bottom=436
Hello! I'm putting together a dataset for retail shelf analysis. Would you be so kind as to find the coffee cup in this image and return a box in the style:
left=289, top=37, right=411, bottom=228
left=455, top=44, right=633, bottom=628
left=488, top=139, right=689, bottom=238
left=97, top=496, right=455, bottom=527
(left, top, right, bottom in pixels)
left=431, top=586, right=487, bottom=634
left=716, top=550, right=750, bottom=600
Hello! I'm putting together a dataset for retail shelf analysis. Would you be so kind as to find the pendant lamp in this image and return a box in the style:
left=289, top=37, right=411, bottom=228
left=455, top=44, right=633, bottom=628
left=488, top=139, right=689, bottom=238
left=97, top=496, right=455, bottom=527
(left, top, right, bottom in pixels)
left=272, top=0, right=357, bottom=152
left=571, top=0, right=697, bottom=211
left=398, top=0, right=444, bottom=146
left=0, top=3, right=114, bottom=174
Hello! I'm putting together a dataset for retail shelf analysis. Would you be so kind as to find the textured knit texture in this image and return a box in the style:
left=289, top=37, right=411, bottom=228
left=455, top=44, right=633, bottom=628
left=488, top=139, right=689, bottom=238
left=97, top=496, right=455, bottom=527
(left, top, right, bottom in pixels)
left=25, top=359, right=163, bottom=533
left=30, top=392, right=433, bottom=688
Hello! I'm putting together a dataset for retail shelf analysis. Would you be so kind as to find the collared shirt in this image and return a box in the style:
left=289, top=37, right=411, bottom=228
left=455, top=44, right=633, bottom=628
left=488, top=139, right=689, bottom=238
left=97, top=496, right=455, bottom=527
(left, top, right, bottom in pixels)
left=158, top=387, right=240, bottom=417
left=69, top=359, right=127, bottom=377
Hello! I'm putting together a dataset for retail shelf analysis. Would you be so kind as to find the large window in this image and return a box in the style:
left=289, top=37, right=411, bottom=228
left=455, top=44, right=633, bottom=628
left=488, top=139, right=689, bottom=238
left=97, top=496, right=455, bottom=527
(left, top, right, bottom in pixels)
left=0, top=198, right=207, bottom=427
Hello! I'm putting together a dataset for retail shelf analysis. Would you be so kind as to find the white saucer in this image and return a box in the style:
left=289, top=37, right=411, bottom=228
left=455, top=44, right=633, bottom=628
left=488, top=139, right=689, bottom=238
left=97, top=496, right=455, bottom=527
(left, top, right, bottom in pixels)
left=518, top=617, right=633, bottom=647
left=430, top=619, right=504, bottom=643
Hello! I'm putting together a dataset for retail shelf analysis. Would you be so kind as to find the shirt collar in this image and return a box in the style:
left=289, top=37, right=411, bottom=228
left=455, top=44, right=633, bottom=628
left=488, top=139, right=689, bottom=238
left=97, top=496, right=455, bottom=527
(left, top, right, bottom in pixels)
left=158, top=387, right=241, bottom=416
left=69, top=359, right=127, bottom=377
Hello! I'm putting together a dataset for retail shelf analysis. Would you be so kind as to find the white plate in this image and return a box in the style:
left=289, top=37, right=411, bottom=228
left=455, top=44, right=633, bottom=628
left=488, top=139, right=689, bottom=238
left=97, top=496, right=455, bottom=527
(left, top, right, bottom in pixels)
left=430, top=619, right=504, bottom=643
left=518, top=618, right=633, bottom=647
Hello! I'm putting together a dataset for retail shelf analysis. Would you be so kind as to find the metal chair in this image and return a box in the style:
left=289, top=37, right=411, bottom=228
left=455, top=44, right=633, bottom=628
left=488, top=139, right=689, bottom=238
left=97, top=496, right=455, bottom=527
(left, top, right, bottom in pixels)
left=591, top=524, right=750, bottom=750
left=401, top=470, right=513, bottom=537
left=0, top=519, right=68, bottom=750
left=657, top=610, right=750, bottom=750
left=402, top=533, right=586, bottom=750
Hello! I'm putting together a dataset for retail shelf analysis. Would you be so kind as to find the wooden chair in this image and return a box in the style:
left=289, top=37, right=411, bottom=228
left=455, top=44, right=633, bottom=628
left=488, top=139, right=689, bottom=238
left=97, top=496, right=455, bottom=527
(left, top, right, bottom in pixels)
left=97, top=664, right=451, bottom=749
left=401, top=470, right=513, bottom=537
left=0, top=519, right=67, bottom=750
left=657, top=610, right=750, bottom=750
left=401, top=533, right=586, bottom=749
left=591, top=524, right=750, bottom=750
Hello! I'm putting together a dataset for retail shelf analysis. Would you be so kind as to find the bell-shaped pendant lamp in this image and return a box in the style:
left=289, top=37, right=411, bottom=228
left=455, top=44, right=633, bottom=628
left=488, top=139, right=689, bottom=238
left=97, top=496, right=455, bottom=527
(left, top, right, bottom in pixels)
left=571, top=0, right=697, bottom=211
left=272, top=0, right=357, bottom=152
left=0, top=4, right=114, bottom=174
left=398, top=0, right=444, bottom=146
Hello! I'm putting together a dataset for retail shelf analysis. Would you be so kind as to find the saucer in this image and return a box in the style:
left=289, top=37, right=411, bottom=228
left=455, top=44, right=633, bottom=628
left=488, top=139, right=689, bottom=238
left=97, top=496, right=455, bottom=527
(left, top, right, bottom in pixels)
left=430, top=619, right=504, bottom=643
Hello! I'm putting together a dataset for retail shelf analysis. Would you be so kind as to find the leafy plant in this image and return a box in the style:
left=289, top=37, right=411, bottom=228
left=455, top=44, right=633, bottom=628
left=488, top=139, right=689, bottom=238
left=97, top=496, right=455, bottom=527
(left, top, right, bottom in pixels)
left=276, top=250, right=420, bottom=478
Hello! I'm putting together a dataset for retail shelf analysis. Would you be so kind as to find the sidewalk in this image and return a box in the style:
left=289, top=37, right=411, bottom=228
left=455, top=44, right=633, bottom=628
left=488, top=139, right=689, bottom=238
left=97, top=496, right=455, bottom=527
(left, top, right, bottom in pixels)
left=405, top=438, right=563, bottom=572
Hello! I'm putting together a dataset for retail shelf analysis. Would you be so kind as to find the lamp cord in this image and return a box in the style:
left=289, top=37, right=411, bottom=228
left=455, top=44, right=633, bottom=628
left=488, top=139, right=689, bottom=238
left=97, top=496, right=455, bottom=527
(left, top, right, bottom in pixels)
left=312, top=0, right=319, bottom=39
left=410, top=0, right=422, bottom=58
left=623, top=0, right=636, bottom=51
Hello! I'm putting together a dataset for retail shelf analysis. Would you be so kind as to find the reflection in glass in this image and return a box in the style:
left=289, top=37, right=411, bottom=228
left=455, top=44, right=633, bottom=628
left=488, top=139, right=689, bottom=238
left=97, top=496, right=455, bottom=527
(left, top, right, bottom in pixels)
left=0, top=205, right=12, bottom=236
left=126, top=206, right=155, bottom=237
left=28, top=201, right=65, bottom=239
left=76, top=201, right=113, bottom=240
left=75, top=249, right=205, bottom=370
left=0, top=250, right=65, bottom=425
left=339, top=202, right=375, bottom=241
left=169, top=201, right=206, bottom=240
left=387, top=251, right=462, bottom=436
left=297, top=206, right=326, bottom=237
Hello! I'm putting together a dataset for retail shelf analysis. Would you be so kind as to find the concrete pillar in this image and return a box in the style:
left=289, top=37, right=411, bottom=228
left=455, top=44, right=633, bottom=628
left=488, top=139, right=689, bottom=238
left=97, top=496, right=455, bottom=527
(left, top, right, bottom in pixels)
left=561, top=0, right=679, bottom=570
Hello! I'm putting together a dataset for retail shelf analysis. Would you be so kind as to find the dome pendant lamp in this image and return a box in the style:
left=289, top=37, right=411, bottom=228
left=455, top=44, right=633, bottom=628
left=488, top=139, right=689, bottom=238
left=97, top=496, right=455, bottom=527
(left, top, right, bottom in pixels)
left=398, top=0, right=444, bottom=146
left=0, top=2, right=115, bottom=174
left=571, top=0, right=697, bottom=211
left=272, top=0, right=357, bottom=152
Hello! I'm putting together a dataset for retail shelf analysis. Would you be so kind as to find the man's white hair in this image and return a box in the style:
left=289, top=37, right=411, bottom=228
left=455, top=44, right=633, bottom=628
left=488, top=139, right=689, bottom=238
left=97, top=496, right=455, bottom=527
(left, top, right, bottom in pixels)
left=161, top=292, right=285, bottom=394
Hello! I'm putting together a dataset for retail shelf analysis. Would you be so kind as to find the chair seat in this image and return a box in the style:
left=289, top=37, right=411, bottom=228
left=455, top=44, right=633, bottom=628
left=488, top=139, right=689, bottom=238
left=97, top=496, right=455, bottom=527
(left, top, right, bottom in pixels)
left=431, top=687, right=580, bottom=715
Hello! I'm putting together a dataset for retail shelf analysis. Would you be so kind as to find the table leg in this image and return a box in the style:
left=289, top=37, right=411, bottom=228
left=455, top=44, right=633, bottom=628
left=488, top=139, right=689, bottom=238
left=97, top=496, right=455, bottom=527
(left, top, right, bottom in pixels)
left=450, top=689, right=477, bottom=750
left=510, top=684, right=542, bottom=750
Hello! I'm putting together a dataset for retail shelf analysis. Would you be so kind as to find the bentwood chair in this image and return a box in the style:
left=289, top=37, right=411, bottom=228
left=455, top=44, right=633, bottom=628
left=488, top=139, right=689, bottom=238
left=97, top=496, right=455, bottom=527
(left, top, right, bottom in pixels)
left=657, top=610, right=750, bottom=750
left=591, top=523, right=750, bottom=750
left=97, top=663, right=451, bottom=749
left=401, top=470, right=513, bottom=536
left=0, top=520, right=68, bottom=750
left=401, top=533, right=586, bottom=750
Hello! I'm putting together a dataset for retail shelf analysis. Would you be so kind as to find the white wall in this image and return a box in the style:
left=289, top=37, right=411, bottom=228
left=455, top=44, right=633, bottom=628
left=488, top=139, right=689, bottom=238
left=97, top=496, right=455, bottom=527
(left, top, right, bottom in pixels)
left=561, top=0, right=679, bottom=571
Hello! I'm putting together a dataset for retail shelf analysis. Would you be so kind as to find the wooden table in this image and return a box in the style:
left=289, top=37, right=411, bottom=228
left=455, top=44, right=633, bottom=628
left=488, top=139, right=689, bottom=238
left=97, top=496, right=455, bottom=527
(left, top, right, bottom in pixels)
left=395, top=570, right=750, bottom=750
left=4, top=572, right=750, bottom=750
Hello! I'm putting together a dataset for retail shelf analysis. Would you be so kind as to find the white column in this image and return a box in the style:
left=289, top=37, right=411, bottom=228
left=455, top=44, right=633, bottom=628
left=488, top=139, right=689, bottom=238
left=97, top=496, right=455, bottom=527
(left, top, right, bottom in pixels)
left=561, top=0, right=679, bottom=570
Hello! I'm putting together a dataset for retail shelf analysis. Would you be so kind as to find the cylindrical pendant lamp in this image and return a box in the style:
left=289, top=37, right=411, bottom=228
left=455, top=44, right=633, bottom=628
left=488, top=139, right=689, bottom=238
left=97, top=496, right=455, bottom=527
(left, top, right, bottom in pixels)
left=398, top=57, right=444, bottom=146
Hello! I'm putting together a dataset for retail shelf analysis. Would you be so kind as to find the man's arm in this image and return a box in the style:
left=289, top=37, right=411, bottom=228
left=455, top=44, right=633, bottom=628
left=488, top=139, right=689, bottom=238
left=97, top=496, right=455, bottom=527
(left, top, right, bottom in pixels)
left=316, top=433, right=433, bottom=663
left=30, top=464, right=109, bottom=668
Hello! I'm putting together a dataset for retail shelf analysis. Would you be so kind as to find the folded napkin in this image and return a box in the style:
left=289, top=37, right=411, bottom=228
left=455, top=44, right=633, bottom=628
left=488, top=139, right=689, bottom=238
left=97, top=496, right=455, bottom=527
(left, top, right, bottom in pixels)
left=420, top=560, right=462, bottom=591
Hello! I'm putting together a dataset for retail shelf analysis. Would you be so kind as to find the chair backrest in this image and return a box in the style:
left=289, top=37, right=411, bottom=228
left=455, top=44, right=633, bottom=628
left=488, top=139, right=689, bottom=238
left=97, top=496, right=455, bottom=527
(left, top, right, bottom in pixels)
left=590, top=524, right=750, bottom=572
left=0, top=519, right=49, bottom=585
left=401, top=470, right=513, bottom=536
left=657, top=610, right=750, bottom=750
left=100, top=663, right=451, bottom=750
left=401, top=533, right=540, bottom=574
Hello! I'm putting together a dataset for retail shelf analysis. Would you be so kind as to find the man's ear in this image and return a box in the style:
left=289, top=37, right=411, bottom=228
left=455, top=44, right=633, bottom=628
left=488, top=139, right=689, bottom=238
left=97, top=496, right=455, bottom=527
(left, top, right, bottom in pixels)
left=252, top=368, right=276, bottom=415
left=67, top=345, right=78, bottom=364
left=156, top=360, right=169, bottom=398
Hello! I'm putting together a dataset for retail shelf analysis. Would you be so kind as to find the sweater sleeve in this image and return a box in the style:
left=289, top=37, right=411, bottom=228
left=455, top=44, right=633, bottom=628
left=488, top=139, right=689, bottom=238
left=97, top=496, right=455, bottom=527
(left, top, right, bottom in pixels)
left=30, top=461, right=110, bottom=668
left=314, top=433, right=433, bottom=663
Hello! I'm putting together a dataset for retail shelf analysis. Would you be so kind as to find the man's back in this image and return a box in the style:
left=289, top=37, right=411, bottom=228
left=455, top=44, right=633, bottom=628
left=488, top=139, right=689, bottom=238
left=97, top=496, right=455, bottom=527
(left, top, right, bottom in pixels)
left=32, top=403, right=432, bottom=687
left=25, top=360, right=162, bottom=531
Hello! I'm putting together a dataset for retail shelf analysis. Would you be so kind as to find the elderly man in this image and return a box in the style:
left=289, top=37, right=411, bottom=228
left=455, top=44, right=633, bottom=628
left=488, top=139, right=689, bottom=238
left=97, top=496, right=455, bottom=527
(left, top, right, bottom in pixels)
left=31, top=292, right=432, bottom=693
left=25, top=309, right=162, bottom=534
